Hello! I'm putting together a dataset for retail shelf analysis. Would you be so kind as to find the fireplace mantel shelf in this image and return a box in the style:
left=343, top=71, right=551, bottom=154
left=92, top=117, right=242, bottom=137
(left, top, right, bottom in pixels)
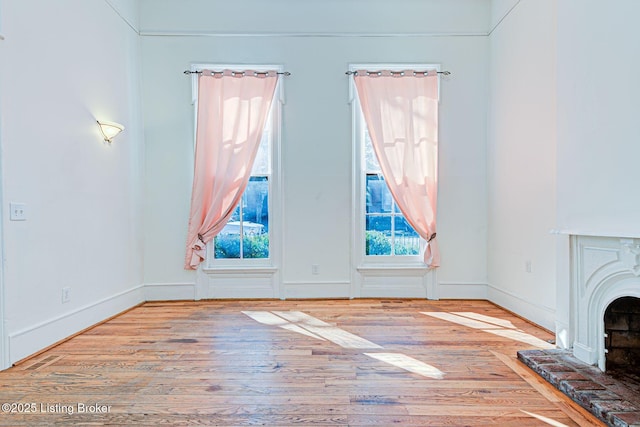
left=550, top=229, right=640, bottom=239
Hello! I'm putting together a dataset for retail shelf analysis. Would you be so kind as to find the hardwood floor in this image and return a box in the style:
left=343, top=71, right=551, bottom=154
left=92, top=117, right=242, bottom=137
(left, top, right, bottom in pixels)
left=0, top=299, right=604, bottom=426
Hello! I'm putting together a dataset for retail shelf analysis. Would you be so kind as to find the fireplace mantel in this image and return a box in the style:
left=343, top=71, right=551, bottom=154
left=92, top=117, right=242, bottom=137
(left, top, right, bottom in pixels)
left=569, top=235, right=640, bottom=371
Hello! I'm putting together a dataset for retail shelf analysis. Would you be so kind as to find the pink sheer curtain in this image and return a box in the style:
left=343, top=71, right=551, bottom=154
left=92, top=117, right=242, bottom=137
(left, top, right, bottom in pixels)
left=354, top=70, right=440, bottom=267
left=184, top=70, right=278, bottom=270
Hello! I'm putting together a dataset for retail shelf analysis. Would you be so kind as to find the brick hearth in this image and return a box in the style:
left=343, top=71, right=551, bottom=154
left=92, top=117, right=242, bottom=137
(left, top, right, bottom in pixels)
left=518, top=349, right=640, bottom=427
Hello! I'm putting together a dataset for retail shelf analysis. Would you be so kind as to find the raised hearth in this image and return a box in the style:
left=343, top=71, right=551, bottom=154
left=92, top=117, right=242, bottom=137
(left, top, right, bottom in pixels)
left=518, top=349, right=640, bottom=427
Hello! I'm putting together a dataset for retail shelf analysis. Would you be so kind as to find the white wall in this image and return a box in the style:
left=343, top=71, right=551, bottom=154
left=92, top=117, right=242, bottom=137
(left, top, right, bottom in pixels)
left=556, top=0, right=640, bottom=238
left=552, top=0, right=640, bottom=348
left=140, top=0, right=489, bottom=298
left=0, top=0, right=144, bottom=366
left=487, top=0, right=557, bottom=329
left=140, top=0, right=490, bottom=36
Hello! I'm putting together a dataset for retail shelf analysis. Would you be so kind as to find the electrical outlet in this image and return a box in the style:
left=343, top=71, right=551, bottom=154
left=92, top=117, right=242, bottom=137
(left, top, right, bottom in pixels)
left=525, top=260, right=533, bottom=273
left=62, top=287, right=71, bottom=303
left=9, top=202, right=26, bottom=221
left=312, top=264, right=319, bottom=275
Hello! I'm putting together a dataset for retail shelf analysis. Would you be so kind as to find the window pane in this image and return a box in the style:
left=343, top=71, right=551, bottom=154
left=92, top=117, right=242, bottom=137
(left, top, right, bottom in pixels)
left=243, top=177, right=269, bottom=231
left=366, top=215, right=391, bottom=256
left=364, top=129, right=381, bottom=173
left=242, top=234, right=269, bottom=259
left=366, top=174, right=392, bottom=214
left=366, top=230, right=392, bottom=256
left=251, top=123, right=271, bottom=175
left=215, top=178, right=270, bottom=260
left=214, top=234, right=241, bottom=259
left=394, top=217, right=420, bottom=255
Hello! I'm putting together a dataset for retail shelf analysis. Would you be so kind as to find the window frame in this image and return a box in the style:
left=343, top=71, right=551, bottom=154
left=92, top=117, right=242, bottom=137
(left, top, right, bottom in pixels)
left=350, top=63, right=441, bottom=267
left=188, top=63, right=284, bottom=270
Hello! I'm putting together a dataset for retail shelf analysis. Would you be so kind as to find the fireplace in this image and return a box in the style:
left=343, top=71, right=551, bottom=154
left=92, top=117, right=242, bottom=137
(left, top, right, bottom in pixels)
left=604, top=296, right=640, bottom=377
left=569, top=235, right=640, bottom=372
left=517, top=235, right=640, bottom=426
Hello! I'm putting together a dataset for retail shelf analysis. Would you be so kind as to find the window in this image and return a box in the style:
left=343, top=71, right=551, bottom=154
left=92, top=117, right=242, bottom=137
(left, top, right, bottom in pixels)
left=213, top=117, right=273, bottom=260
left=360, top=118, right=422, bottom=258
left=188, top=64, right=282, bottom=267
left=351, top=63, right=441, bottom=264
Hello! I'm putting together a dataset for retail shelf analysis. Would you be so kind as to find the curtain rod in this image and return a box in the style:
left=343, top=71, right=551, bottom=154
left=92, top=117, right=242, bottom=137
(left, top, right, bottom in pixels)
left=184, top=70, right=291, bottom=76
left=345, top=70, right=451, bottom=76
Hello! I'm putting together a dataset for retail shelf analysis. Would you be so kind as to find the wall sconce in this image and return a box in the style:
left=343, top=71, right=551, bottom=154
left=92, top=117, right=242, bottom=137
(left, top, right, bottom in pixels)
left=97, top=120, right=124, bottom=143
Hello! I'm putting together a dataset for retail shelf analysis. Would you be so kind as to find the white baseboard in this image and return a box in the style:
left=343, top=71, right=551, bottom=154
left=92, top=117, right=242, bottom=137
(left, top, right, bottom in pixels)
left=8, top=285, right=144, bottom=364
left=437, top=282, right=488, bottom=299
left=359, top=286, right=428, bottom=298
left=487, top=284, right=555, bottom=331
left=144, top=282, right=197, bottom=301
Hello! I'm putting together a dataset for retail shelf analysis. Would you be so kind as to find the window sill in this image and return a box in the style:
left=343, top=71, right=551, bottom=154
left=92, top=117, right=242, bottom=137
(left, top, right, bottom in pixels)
left=357, top=264, right=431, bottom=276
left=202, top=265, right=278, bottom=275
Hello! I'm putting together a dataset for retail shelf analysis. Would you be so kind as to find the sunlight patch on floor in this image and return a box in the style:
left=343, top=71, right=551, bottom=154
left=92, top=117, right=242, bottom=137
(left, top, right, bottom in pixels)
left=243, top=310, right=446, bottom=380
left=452, top=312, right=517, bottom=329
left=241, top=311, right=325, bottom=340
left=422, top=312, right=555, bottom=350
left=486, top=329, right=555, bottom=349
left=421, top=312, right=503, bottom=329
left=272, top=311, right=383, bottom=349
left=521, top=410, right=569, bottom=427
left=243, top=311, right=381, bottom=349
left=364, top=353, right=445, bottom=379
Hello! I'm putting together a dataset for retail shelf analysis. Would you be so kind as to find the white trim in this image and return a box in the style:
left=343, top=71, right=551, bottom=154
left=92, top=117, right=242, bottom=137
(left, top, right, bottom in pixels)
left=487, top=284, right=556, bottom=331
left=438, top=282, right=488, bottom=300
left=282, top=281, right=351, bottom=299
left=8, top=285, right=144, bottom=364
left=141, top=30, right=488, bottom=38
left=573, top=342, right=598, bottom=367
left=202, top=266, right=278, bottom=274
left=144, top=282, right=197, bottom=301
left=551, top=228, right=640, bottom=239
left=104, top=0, right=140, bottom=34
left=569, top=235, right=640, bottom=371
left=355, top=267, right=437, bottom=299
left=0, top=41, right=7, bottom=368
left=201, top=268, right=280, bottom=299
left=357, top=265, right=431, bottom=273
left=488, top=0, right=522, bottom=36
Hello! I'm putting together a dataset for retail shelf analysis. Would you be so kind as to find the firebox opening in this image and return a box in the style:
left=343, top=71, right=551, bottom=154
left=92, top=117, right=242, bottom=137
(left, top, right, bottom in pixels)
left=604, top=296, right=640, bottom=381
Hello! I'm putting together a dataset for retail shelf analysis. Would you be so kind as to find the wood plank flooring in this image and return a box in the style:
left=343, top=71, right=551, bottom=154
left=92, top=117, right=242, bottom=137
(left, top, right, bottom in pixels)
left=0, top=299, right=605, bottom=426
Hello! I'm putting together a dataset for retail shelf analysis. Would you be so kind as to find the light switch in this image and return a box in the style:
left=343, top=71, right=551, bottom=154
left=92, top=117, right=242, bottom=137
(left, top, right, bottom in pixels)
left=9, top=203, right=26, bottom=221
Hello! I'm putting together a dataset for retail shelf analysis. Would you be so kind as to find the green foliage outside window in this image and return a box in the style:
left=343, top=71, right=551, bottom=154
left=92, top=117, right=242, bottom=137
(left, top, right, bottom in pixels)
left=214, top=234, right=269, bottom=259
left=366, top=231, right=392, bottom=255
left=366, top=230, right=420, bottom=256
